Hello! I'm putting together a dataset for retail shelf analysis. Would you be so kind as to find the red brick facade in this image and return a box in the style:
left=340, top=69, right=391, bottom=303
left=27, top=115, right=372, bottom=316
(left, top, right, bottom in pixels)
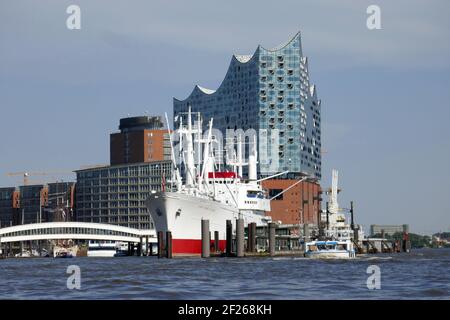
left=262, top=179, right=322, bottom=225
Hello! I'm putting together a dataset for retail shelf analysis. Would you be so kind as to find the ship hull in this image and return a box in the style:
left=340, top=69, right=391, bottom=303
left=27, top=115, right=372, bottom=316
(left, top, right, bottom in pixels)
left=146, top=192, right=268, bottom=255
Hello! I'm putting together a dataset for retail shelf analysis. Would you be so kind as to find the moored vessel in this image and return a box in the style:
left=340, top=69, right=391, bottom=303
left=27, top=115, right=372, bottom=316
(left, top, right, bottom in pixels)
left=146, top=109, right=274, bottom=255
left=304, top=239, right=356, bottom=259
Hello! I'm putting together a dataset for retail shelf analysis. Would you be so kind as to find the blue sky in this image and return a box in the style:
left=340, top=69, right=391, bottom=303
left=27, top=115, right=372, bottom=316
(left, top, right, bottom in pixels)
left=1, top=0, right=449, bottom=234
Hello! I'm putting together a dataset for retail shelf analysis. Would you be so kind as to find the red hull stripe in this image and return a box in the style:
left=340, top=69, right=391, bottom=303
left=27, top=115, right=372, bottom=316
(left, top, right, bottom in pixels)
left=172, top=239, right=227, bottom=255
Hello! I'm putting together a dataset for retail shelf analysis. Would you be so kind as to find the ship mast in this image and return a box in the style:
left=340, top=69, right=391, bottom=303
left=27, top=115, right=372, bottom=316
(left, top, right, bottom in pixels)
left=165, top=113, right=182, bottom=191
left=185, top=107, right=196, bottom=188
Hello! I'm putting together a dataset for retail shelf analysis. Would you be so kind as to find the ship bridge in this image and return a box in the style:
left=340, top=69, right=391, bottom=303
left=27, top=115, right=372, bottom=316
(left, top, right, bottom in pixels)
left=0, top=222, right=156, bottom=244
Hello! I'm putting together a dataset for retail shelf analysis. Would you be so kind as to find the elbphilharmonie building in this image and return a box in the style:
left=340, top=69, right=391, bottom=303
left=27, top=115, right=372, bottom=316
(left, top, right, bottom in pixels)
left=174, top=32, right=322, bottom=180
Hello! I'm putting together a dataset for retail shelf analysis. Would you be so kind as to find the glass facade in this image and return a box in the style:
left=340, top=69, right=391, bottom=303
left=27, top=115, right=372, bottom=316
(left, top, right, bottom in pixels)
left=0, top=187, right=16, bottom=227
left=174, top=32, right=321, bottom=179
left=75, top=161, right=172, bottom=230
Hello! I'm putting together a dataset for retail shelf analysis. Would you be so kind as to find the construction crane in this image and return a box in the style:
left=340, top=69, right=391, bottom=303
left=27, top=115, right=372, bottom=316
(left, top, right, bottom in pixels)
left=6, top=171, right=74, bottom=186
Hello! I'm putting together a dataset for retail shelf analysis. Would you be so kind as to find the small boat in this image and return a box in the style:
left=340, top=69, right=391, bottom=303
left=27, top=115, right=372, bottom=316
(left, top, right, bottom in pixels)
left=304, top=240, right=356, bottom=259
left=40, top=249, right=50, bottom=258
left=88, top=241, right=130, bottom=257
left=53, top=248, right=74, bottom=258
left=54, top=251, right=73, bottom=258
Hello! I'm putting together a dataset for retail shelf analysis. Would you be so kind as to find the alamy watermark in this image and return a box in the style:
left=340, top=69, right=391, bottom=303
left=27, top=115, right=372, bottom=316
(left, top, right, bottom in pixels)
left=66, top=5, right=81, bottom=30
left=171, top=127, right=284, bottom=175
left=366, top=265, right=381, bottom=290
left=366, top=5, right=381, bottom=30
left=66, top=265, right=81, bottom=290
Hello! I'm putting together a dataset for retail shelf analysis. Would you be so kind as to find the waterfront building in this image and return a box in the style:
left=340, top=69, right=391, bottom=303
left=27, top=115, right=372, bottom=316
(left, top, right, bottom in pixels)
left=173, top=31, right=321, bottom=180
left=0, top=187, right=20, bottom=227
left=46, top=182, right=76, bottom=222
left=262, top=179, right=321, bottom=225
left=74, top=161, right=172, bottom=230
left=370, top=224, right=409, bottom=236
left=110, top=116, right=172, bottom=165
left=0, top=182, right=75, bottom=227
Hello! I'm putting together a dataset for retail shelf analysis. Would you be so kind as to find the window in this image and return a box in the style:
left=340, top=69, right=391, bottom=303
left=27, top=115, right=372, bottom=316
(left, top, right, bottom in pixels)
left=269, top=189, right=283, bottom=200
left=277, top=77, right=283, bottom=82
left=287, top=69, right=293, bottom=75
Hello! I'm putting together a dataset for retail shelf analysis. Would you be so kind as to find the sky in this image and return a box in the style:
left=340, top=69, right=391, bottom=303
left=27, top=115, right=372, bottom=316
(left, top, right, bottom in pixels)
left=1, top=0, right=449, bottom=234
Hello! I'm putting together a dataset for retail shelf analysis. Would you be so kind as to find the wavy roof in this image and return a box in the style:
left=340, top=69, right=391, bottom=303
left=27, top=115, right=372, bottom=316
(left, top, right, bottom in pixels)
left=175, top=32, right=301, bottom=102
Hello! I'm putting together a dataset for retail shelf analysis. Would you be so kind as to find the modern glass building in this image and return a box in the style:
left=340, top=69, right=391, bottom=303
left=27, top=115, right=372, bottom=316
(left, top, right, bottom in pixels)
left=174, top=32, right=321, bottom=179
left=74, top=161, right=172, bottom=230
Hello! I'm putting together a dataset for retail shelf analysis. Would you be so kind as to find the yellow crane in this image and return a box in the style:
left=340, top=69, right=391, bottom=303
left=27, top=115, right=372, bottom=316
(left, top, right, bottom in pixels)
left=6, top=171, right=74, bottom=186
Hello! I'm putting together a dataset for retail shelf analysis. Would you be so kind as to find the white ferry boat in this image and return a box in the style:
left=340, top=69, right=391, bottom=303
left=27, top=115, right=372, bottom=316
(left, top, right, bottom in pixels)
left=304, top=240, right=356, bottom=259
left=87, top=241, right=119, bottom=257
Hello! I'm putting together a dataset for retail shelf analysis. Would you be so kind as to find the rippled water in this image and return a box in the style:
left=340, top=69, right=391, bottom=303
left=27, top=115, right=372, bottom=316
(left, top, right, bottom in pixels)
left=1, top=248, right=449, bottom=300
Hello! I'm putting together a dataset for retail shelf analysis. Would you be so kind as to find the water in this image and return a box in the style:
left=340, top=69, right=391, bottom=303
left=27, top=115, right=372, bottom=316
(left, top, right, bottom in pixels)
left=1, top=248, right=449, bottom=300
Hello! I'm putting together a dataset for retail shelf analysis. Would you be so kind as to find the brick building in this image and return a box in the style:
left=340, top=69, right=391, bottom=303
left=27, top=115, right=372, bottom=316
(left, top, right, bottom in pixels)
left=110, top=116, right=171, bottom=165
left=262, top=179, right=321, bottom=225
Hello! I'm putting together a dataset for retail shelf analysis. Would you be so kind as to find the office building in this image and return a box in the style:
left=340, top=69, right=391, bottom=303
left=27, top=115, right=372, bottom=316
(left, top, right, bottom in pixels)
left=370, top=224, right=409, bottom=237
left=110, top=116, right=172, bottom=165
left=75, top=161, right=172, bottom=230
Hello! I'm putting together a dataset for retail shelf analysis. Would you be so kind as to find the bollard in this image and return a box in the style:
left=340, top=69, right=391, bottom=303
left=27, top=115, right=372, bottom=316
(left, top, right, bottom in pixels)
left=201, top=219, right=210, bottom=258
left=251, top=223, right=257, bottom=253
left=145, top=236, right=149, bottom=256
left=157, top=231, right=165, bottom=258
left=247, top=223, right=253, bottom=253
left=139, top=237, right=143, bottom=256
left=214, top=231, right=219, bottom=252
left=226, top=220, right=232, bottom=257
left=166, top=231, right=173, bottom=259
left=269, top=223, right=276, bottom=256
left=236, top=219, right=244, bottom=257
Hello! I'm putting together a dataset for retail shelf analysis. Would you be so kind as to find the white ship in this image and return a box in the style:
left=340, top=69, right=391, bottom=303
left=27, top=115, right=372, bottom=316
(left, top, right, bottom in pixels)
left=87, top=241, right=117, bottom=257
left=146, top=108, right=277, bottom=255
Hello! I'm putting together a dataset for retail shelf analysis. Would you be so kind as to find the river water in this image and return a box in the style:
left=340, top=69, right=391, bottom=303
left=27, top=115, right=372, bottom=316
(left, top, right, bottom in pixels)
left=0, top=248, right=448, bottom=300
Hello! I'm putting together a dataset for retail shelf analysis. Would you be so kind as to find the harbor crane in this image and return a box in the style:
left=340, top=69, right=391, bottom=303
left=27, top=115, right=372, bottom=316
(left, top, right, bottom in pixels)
left=6, top=171, right=74, bottom=186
